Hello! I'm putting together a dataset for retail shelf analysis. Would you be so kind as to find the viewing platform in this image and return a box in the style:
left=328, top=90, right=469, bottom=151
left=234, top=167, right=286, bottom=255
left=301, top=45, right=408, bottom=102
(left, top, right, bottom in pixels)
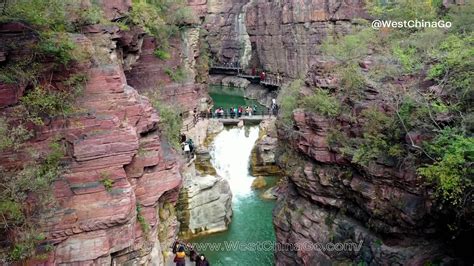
left=209, top=61, right=282, bottom=89
left=182, top=110, right=278, bottom=131
left=260, top=77, right=281, bottom=88
left=237, top=74, right=261, bottom=84
left=209, top=64, right=242, bottom=75
left=217, top=115, right=266, bottom=125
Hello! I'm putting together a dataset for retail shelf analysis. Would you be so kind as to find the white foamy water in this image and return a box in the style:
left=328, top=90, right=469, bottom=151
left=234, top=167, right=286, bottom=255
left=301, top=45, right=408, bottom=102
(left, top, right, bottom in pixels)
left=210, top=126, right=260, bottom=198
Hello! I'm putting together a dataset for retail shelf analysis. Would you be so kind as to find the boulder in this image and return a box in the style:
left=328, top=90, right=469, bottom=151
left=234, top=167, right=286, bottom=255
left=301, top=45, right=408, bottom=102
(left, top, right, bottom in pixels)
left=221, top=76, right=251, bottom=88
left=178, top=165, right=233, bottom=237
left=251, top=176, right=267, bottom=190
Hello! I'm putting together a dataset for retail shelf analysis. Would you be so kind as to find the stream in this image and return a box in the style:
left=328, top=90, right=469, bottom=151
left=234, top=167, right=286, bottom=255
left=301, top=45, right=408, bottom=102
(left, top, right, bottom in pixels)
left=189, top=88, right=277, bottom=265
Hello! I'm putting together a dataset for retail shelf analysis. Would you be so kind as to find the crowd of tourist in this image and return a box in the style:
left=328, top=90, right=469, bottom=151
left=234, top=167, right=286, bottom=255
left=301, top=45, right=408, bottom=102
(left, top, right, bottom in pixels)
left=211, top=105, right=259, bottom=118
left=201, top=101, right=278, bottom=119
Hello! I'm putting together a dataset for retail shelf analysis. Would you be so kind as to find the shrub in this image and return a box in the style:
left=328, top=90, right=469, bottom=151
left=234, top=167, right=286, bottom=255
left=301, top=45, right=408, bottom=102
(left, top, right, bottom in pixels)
left=277, top=79, right=302, bottom=126
left=301, top=89, right=340, bottom=118
left=361, top=107, right=392, bottom=136
left=20, top=86, right=75, bottom=125
left=366, top=0, right=440, bottom=21
left=74, top=5, right=104, bottom=27
left=99, top=172, right=114, bottom=192
left=418, top=128, right=474, bottom=205
left=327, top=128, right=349, bottom=148
left=0, top=118, right=33, bottom=151
left=447, top=1, right=474, bottom=35
left=37, top=32, right=77, bottom=65
left=128, top=0, right=191, bottom=50
left=351, top=133, right=389, bottom=167
left=100, top=178, right=114, bottom=192
left=321, top=28, right=375, bottom=62
left=426, top=34, right=474, bottom=106
left=136, top=204, right=150, bottom=237
left=392, top=45, right=422, bottom=73
left=154, top=48, right=171, bottom=60
left=1, top=141, right=65, bottom=261
left=164, top=67, right=187, bottom=83
left=0, top=0, right=71, bottom=30
left=342, top=107, right=404, bottom=166
left=0, top=62, right=41, bottom=84
left=338, top=64, right=366, bottom=95
left=147, top=92, right=183, bottom=149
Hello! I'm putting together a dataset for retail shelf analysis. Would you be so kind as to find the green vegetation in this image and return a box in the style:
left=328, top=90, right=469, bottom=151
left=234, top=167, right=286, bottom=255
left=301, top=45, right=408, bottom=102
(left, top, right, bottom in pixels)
left=0, top=0, right=198, bottom=262
left=128, top=0, right=196, bottom=53
left=147, top=92, right=183, bottom=149
left=418, top=128, right=473, bottom=205
left=276, top=0, right=473, bottom=236
left=301, top=89, right=340, bottom=117
left=366, top=0, right=440, bottom=21
left=99, top=172, right=114, bottom=192
left=20, top=86, right=77, bottom=125
left=277, top=79, right=303, bottom=126
left=164, top=66, right=187, bottom=83
left=0, top=118, right=32, bottom=151
left=154, top=48, right=171, bottom=60
left=339, top=64, right=366, bottom=96
left=0, top=141, right=65, bottom=261
left=136, top=204, right=150, bottom=237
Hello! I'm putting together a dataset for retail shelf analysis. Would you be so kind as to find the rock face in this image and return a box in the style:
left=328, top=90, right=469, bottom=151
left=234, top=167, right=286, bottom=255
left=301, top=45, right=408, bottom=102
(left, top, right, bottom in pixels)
left=221, top=76, right=250, bottom=88
left=0, top=22, right=182, bottom=265
left=201, top=0, right=251, bottom=64
left=201, top=0, right=366, bottom=78
left=251, top=118, right=281, bottom=176
left=175, top=117, right=232, bottom=238
left=95, top=0, right=132, bottom=20
left=177, top=162, right=232, bottom=237
left=245, top=0, right=367, bottom=78
left=272, top=56, right=459, bottom=265
left=125, top=28, right=208, bottom=111
left=274, top=182, right=453, bottom=266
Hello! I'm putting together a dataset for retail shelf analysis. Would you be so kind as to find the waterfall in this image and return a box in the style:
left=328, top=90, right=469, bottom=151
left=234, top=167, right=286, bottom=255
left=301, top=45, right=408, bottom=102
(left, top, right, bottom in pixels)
left=236, top=0, right=254, bottom=68
left=210, top=126, right=260, bottom=198
left=191, top=124, right=276, bottom=265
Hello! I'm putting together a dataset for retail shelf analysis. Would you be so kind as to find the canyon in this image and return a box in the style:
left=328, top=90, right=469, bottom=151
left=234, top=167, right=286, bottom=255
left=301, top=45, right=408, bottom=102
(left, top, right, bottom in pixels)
left=0, top=0, right=472, bottom=265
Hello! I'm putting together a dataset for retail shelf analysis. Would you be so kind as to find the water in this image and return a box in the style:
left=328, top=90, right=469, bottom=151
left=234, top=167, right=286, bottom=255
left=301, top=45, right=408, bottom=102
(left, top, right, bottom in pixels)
left=190, top=126, right=276, bottom=266
left=209, top=85, right=266, bottom=111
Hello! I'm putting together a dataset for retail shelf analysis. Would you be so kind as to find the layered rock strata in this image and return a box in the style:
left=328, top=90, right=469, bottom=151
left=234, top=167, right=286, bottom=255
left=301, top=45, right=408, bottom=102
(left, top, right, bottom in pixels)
left=0, top=21, right=182, bottom=265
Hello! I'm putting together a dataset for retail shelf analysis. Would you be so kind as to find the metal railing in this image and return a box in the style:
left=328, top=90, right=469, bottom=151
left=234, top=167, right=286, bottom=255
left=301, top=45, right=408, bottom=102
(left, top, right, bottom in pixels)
left=260, top=76, right=282, bottom=87
left=181, top=109, right=280, bottom=131
left=210, top=61, right=242, bottom=70
left=202, top=109, right=278, bottom=120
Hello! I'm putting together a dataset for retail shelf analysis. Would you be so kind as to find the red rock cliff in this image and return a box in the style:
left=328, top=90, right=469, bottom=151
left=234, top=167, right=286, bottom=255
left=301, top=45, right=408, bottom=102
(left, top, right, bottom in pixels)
left=0, top=19, right=182, bottom=266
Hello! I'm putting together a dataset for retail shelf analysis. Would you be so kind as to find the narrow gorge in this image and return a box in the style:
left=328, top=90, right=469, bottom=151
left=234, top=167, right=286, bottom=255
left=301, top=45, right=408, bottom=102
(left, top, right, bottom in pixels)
left=0, top=0, right=472, bottom=265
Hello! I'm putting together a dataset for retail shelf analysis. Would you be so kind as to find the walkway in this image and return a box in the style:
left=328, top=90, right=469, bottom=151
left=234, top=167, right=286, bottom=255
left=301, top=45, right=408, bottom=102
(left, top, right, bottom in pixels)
left=260, top=77, right=281, bottom=88
left=209, top=64, right=242, bottom=75
left=217, top=115, right=266, bottom=125
left=209, top=61, right=282, bottom=88
left=182, top=111, right=277, bottom=132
